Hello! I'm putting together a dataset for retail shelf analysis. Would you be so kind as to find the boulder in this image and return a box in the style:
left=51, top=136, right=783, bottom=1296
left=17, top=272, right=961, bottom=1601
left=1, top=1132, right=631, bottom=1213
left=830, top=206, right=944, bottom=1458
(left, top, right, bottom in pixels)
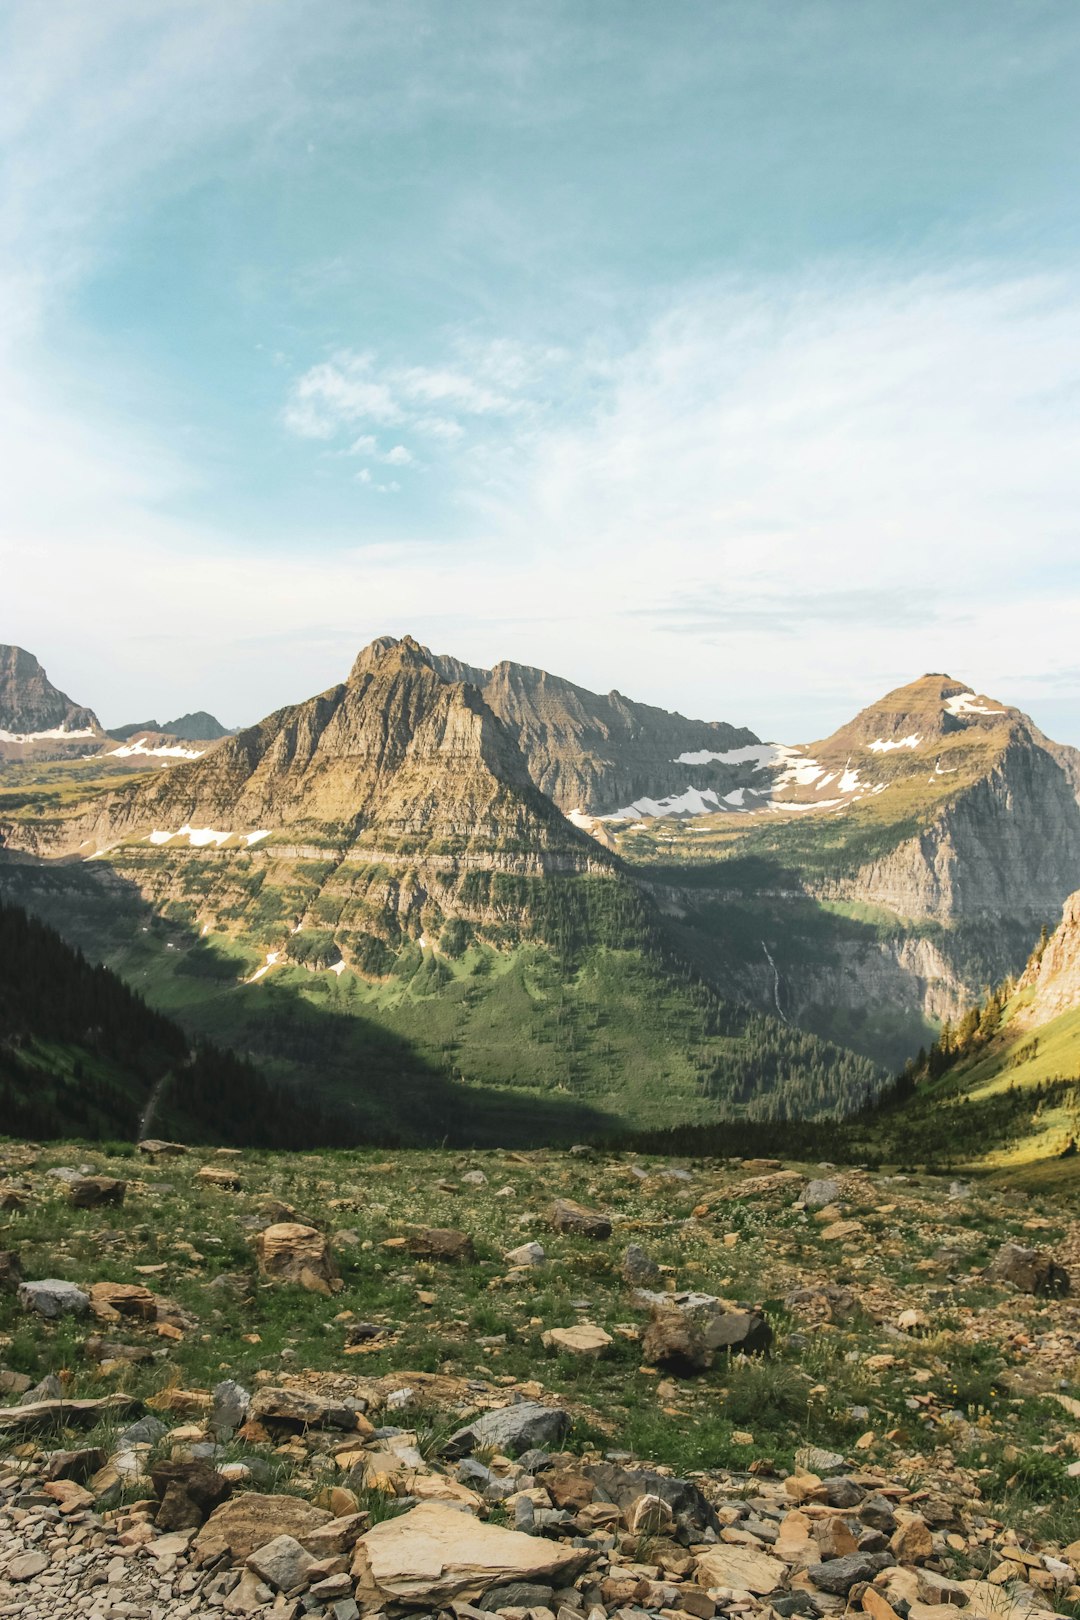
left=197, top=1165, right=241, bottom=1190
left=138, top=1138, right=188, bottom=1157
left=255, top=1223, right=342, bottom=1295
left=505, top=1242, right=546, bottom=1267
left=351, top=1500, right=593, bottom=1607
left=151, top=1459, right=232, bottom=1529
left=549, top=1198, right=611, bottom=1239
left=17, top=1278, right=90, bottom=1318
left=443, top=1401, right=571, bottom=1459
left=195, top=1494, right=333, bottom=1564
left=642, top=1294, right=772, bottom=1374
left=585, top=1462, right=720, bottom=1547
left=986, top=1242, right=1070, bottom=1297
left=541, top=1324, right=612, bottom=1357
left=621, top=1243, right=662, bottom=1289
left=248, top=1386, right=357, bottom=1431
left=407, top=1227, right=475, bottom=1262
left=67, top=1176, right=126, bottom=1209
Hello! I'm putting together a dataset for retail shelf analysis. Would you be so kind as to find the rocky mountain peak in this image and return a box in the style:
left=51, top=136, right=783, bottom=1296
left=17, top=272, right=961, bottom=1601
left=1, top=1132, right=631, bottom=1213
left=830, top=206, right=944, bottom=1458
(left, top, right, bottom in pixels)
left=348, top=633, right=433, bottom=684
left=0, top=644, right=100, bottom=742
left=813, top=673, right=1017, bottom=756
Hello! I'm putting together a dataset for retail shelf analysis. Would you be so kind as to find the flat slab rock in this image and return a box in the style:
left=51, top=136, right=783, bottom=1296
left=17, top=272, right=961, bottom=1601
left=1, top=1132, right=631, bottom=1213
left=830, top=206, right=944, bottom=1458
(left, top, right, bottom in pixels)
left=695, top=1544, right=788, bottom=1595
left=351, top=1499, right=593, bottom=1605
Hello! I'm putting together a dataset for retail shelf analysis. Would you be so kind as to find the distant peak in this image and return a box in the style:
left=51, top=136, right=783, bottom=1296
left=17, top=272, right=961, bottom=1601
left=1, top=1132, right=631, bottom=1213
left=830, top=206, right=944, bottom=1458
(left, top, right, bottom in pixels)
left=348, top=631, right=433, bottom=683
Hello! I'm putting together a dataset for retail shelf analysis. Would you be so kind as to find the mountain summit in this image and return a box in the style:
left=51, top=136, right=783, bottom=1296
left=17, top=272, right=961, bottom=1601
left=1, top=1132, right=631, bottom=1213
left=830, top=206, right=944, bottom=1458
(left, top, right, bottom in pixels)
left=0, top=644, right=100, bottom=752
left=348, top=634, right=760, bottom=817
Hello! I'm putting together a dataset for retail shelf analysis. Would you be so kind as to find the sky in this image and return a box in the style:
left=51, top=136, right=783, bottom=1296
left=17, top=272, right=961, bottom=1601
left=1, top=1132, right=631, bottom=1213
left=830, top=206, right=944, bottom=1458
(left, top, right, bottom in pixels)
left=2, top=1, right=1080, bottom=743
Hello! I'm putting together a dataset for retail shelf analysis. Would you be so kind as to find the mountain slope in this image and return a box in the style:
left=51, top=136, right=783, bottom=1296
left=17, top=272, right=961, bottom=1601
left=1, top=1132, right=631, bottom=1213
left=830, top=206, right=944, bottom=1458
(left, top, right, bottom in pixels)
left=613, top=675, right=1080, bottom=1070
left=870, top=890, right=1080, bottom=1185
left=0, top=898, right=336, bottom=1146
left=0, top=637, right=883, bottom=1137
left=0, top=645, right=102, bottom=758
left=419, top=642, right=760, bottom=817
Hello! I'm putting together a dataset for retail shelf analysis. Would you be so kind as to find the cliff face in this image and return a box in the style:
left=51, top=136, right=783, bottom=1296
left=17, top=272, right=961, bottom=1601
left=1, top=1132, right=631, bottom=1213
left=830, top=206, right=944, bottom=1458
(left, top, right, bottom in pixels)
left=0, top=645, right=101, bottom=756
left=412, top=643, right=759, bottom=816
left=819, top=736, right=1080, bottom=925
left=1016, top=889, right=1080, bottom=1027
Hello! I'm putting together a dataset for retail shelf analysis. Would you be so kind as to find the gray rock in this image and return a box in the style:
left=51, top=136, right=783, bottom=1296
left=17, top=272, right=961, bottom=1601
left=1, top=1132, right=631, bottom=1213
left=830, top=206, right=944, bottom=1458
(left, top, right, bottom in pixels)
left=801, top=1178, right=840, bottom=1208
left=482, top=1583, right=556, bottom=1610
left=808, top=1553, right=893, bottom=1594
left=620, top=1244, right=662, bottom=1289
left=505, top=1242, right=546, bottom=1268
left=858, top=1495, right=898, bottom=1532
left=443, top=1400, right=571, bottom=1458
left=17, top=1278, right=90, bottom=1318
left=796, top=1445, right=845, bottom=1477
left=246, top=1533, right=317, bottom=1593
left=20, top=1372, right=63, bottom=1406
left=120, top=1415, right=168, bottom=1447
left=584, top=1461, right=720, bottom=1547
left=211, top=1378, right=251, bottom=1439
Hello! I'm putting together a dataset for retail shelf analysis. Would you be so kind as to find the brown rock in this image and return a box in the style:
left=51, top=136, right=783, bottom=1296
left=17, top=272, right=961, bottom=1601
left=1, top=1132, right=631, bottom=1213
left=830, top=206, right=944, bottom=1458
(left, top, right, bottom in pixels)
left=197, top=1165, right=241, bottom=1190
left=68, top=1176, right=126, bottom=1209
left=986, top=1242, right=1070, bottom=1297
left=695, top=1545, right=787, bottom=1595
left=248, top=1386, right=357, bottom=1431
left=549, top=1199, right=611, bottom=1239
left=407, top=1227, right=476, bottom=1262
left=195, top=1493, right=333, bottom=1564
left=88, top=1281, right=159, bottom=1322
left=151, top=1459, right=232, bottom=1528
left=255, top=1223, right=342, bottom=1295
left=891, top=1516, right=934, bottom=1565
left=350, top=1500, right=593, bottom=1606
left=138, top=1138, right=188, bottom=1157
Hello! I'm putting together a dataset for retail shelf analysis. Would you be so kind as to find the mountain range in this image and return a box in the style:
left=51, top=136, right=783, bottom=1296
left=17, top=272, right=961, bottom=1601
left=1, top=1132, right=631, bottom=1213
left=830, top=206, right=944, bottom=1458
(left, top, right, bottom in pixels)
left=2, top=635, right=1079, bottom=1150
left=0, top=645, right=232, bottom=763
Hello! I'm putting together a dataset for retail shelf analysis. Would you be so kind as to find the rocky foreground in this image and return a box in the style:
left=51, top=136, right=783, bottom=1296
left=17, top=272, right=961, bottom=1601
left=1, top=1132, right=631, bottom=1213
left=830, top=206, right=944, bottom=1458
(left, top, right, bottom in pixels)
left=2, top=1143, right=1080, bottom=1620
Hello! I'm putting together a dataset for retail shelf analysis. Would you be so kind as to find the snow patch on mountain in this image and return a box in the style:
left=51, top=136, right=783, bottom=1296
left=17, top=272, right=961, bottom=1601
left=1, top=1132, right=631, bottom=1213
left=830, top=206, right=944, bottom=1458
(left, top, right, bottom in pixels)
left=145, top=827, right=270, bottom=849
left=944, top=693, right=1006, bottom=718
left=110, top=737, right=205, bottom=761
left=868, top=734, right=921, bottom=753
left=0, top=725, right=97, bottom=744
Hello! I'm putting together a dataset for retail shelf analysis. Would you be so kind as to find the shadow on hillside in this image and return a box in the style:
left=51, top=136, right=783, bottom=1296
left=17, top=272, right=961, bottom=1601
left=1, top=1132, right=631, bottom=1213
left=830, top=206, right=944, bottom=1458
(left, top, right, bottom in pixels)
left=0, top=855, right=620, bottom=1149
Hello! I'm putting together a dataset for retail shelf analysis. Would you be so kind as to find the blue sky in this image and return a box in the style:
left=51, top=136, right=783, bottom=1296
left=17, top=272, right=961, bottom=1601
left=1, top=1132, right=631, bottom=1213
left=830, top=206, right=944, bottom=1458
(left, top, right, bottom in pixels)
left=2, top=1, right=1080, bottom=741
